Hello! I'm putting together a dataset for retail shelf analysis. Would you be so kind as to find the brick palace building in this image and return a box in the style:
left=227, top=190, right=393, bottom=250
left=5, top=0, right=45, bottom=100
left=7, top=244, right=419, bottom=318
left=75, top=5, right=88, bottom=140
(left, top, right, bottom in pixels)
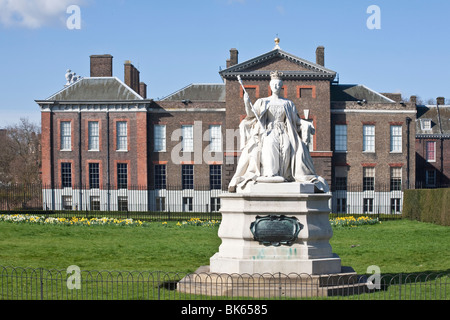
left=37, top=40, right=448, bottom=214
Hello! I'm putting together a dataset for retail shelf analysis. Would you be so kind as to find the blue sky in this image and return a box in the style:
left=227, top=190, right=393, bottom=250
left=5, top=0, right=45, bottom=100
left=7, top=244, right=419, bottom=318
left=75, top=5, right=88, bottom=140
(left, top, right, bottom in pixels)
left=0, top=0, right=449, bottom=128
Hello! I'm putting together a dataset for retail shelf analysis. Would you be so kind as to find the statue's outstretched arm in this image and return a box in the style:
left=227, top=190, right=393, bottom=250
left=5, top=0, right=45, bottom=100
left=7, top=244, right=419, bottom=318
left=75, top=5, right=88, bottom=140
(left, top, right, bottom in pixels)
left=244, top=92, right=255, bottom=118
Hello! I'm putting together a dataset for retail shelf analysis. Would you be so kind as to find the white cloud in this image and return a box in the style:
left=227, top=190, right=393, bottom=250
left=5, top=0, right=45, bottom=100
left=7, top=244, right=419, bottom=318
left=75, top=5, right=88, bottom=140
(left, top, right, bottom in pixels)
left=276, top=5, right=285, bottom=15
left=0, top=0, right=85, bottom=29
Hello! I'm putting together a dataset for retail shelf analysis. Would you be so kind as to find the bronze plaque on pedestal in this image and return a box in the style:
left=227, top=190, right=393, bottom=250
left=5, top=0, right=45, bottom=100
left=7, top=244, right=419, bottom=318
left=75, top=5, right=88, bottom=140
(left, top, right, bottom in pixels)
left=250, top=215, right=302, bottom=247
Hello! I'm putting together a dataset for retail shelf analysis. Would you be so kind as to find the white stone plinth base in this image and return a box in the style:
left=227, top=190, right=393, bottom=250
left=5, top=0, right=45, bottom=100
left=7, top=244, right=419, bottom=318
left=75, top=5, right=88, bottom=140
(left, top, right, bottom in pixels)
left=209, top=183, right=342, bottom=275
left=177, top=266, right=368, bottom=298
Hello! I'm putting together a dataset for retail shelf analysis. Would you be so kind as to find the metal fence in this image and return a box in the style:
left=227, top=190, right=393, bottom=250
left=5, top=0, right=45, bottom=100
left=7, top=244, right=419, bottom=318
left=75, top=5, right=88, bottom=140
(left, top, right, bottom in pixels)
left=1, top=183, right=449, bottom=220
left=1, top=266, right=448, bottom=300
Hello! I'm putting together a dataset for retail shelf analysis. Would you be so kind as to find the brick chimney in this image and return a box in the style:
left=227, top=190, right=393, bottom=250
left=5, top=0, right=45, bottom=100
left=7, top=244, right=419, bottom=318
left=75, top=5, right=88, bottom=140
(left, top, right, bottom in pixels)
left=124, top=60, right=140, bottom=95
left=140, top=82, right=147, bottom=99
left=316, top=46, right=325, bottom=67
left=226, top=48, right=239, bottom=68
left=90, top=54, right=113, bottom=77
left=437, top=96, right=445, bottom=105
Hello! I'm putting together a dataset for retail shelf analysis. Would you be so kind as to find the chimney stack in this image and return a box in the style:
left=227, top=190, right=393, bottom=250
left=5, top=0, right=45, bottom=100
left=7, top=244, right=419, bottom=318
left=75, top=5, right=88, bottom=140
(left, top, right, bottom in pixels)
left=316, top=46, right=325, bottom=67
left=140, top=82, right=147, bottom=99
left=437, top=97, right=445, bottom=105
left=124, top=60, right=141, bottom=95
left=226, top=48, right=239, bottom=68
left=90, top=54, right=113, bottom=77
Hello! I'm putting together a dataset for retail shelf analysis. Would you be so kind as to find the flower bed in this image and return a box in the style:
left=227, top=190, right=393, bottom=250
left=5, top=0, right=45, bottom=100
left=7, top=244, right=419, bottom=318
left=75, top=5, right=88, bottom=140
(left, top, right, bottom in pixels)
left=176, top=217, right=221, bottom=227
left=330, top=216, right=380, bottom=227
left=1, top=214, right=378, bottom=228
left=0, top=214, right=146, bottom=227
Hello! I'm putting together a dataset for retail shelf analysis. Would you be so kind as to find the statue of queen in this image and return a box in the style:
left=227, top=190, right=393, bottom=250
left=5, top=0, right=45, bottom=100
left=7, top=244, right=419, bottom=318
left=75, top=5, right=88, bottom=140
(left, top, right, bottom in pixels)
left=228, top=71, right=329, bottom=193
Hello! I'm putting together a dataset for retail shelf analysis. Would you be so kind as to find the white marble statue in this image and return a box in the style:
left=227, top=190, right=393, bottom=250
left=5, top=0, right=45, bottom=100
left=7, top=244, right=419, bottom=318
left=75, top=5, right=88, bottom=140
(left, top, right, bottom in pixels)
left=228, top=71, right=329, bottom=193
left=65, top=69, right=82, bottom=86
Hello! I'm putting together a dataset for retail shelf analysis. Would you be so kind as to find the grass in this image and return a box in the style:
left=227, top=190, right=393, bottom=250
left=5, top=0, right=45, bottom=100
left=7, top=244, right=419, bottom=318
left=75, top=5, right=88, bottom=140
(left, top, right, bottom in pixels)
left=0, top=221, right=221, bottom=273
left=0, top=218, right=449, bottom=300
left=0, top=218, right=448, bottom=275
left=330, top=219, right=450, bottom=274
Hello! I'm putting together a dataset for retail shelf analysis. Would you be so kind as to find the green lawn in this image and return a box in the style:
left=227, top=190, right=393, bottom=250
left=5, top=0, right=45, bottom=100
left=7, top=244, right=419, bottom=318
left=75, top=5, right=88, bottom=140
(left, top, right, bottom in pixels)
left=0, top=222, right=221, bottom=273
left=0, top=219, right=449, bottom=275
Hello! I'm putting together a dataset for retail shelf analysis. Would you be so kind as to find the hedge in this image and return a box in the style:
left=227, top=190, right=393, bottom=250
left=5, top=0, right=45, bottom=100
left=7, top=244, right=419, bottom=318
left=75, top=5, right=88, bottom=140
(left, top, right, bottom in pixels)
left=403, top=188, right=450, bottom=226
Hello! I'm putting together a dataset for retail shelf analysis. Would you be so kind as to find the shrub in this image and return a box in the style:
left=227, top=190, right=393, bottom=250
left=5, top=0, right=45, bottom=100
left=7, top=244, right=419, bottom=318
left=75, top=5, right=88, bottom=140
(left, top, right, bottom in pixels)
left=403, top=188, right=450, bottom=226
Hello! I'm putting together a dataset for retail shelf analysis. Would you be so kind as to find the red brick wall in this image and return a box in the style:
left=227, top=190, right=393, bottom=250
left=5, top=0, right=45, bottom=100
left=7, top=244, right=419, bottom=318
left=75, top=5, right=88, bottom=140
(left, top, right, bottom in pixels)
left=331, top=101, right=416, bottom=187
left=149, top=101, right=226, bottom=188
left=41, top=112, right=52, bottom=187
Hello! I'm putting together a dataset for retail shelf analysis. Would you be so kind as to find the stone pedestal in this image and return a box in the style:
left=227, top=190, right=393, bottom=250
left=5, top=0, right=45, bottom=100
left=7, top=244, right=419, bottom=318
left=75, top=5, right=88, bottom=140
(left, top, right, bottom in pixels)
left=176, top=182, right=363, bottom=298
left=209, top=182, right=341, bottom=275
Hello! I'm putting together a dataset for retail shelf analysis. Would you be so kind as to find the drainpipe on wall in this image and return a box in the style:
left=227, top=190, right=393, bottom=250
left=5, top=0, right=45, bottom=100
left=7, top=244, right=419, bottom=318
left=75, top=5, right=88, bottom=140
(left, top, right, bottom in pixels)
left=406, top=117, right=412, bottom=189
left=50, top=109, right=55, bottom=211
left=78, top=110, right=83, bottom=211
left=435, top=101, right=444, bottom=185
left=106, top=111, right=110, bottom=211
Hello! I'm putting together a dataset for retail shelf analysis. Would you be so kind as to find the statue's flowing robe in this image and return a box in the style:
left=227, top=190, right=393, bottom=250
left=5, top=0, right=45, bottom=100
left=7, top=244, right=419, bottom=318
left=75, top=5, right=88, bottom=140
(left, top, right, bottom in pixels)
left=229, top=97, right=329, bottom=193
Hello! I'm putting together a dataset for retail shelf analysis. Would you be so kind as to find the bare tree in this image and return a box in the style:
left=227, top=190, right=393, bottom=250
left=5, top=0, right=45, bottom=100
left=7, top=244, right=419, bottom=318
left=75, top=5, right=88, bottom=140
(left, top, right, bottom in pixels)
left=0, top=118, right=41, bottom=185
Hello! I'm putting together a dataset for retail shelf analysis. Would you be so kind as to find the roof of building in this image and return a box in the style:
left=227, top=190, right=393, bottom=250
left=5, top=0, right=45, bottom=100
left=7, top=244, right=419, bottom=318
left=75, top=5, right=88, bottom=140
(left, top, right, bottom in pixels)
left=160, top=82, right=397, bottom=104
left=219, top=48, right=337, bottom=80
left=331, top=84, right=396, bottom=103
left=45, top=77, right=143, bottom=101
left=161, top=83, right=226, bottom=102
left=416, top=105, right=450, bottom=138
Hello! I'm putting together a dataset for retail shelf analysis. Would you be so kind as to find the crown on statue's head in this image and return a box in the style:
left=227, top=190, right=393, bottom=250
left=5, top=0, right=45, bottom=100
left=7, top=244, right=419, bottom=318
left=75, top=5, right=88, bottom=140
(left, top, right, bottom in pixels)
left=270, top=70, right=283, bottom=80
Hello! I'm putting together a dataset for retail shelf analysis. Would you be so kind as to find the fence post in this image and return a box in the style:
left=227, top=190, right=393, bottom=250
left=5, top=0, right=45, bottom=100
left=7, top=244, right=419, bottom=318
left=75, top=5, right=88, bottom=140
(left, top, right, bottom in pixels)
left=157, top=272, right=161, bottom=300
left=39, top=268, right=44, bottom=301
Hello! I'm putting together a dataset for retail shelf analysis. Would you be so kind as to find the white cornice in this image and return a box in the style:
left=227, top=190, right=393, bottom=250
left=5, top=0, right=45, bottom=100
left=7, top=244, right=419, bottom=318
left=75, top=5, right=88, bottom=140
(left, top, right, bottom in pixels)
left=331, top=109, right=417, bottom=114
left=37, top=101, right=150, bottom=112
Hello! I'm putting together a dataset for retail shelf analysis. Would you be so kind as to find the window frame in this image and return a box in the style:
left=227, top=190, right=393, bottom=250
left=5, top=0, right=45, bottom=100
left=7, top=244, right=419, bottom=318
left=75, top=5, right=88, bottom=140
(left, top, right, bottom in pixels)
left=363, top=125, right=375, bottom=153
left=117, top=163, right=128, bottom=189
left=90, top=196, right=101, bottom=211
left=181, top=125, right=194, bottom=152
left=390, top=125, right=402, bottom=153
left=153, top=125, right=166, bottom=152
left=60, top=121, right=72, bottom=151
left=420, top=119, right=432, bottom=131
left=61, top=162, right=72, bottom=188
left=425, top=169, right=436, bottom=187
left=209, top=125, right=222, bottom=152
left=210, top=197, right=221, bottom=212
left=183, top=197, right=193, bottom=212
left=88, top=121, right=100, bottom=151
left=118, top=196, right=128, bottom=211
left=209, top=165, right=222, bottom=190
left=363, top=198, right=374, bottom=213
left=363, top=167, right=375, bottom=191
left=390, top=167, right=402, bottom=191
left=182, top=164, right=194, bottom=190
left=426, top=141, right=436, bottom=162
left=334, top=124, right=347, bottom=152
left=154, top=164, right=167, bottom=190
left=62, top=195, right=73, bottom=210
left=89, top=162, right=100, bottom=189
left=116, top=121, right=128, bottom=152
left=156, top=197, right=166, bottom=211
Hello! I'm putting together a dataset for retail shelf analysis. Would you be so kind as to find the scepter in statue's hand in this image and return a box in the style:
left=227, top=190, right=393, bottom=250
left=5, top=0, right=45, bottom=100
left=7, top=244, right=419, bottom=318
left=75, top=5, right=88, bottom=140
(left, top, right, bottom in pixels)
left=237, top=75, right=265, bottom=133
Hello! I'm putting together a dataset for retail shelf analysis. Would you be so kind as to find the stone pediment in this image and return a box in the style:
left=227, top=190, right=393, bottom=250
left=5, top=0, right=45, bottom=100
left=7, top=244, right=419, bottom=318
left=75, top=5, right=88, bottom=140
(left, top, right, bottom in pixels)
left=45, top=77, right=143, bottom=101
left=220, top=48, right=336, bottom=81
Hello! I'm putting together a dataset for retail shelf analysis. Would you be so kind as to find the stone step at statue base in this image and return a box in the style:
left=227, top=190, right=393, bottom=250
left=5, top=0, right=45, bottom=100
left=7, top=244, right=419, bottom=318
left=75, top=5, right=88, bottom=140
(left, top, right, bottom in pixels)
left=177, top=266, right=372, bottom=298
